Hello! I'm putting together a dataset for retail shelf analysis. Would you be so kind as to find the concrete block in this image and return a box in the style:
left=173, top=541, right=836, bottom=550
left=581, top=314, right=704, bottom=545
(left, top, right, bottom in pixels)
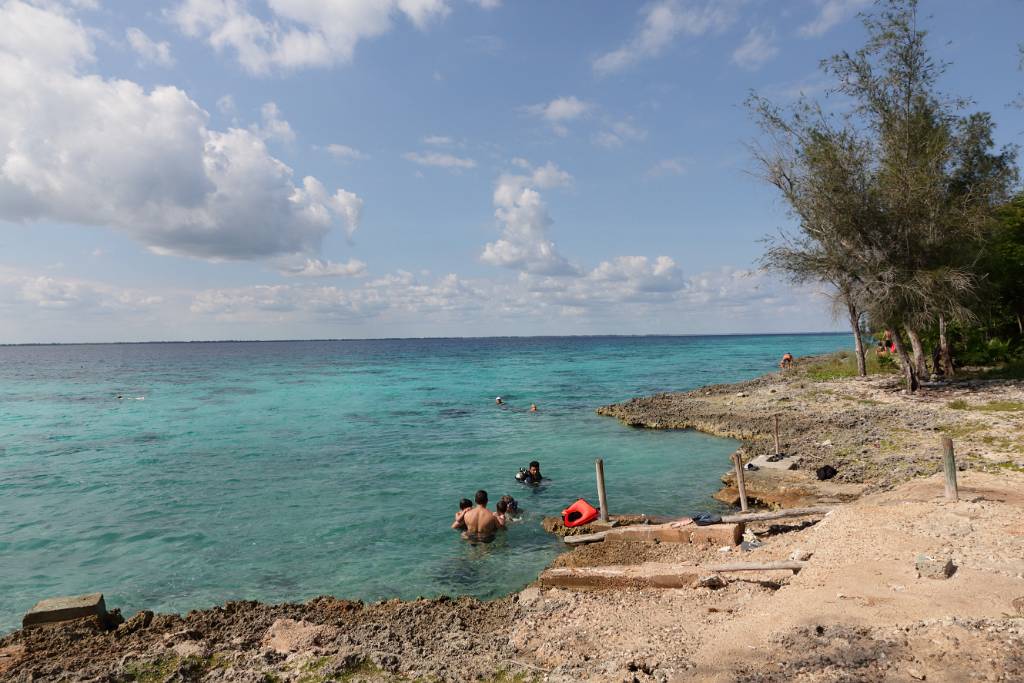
left=540, top=563, right=699, bottom=590
left=689, top=523, right=744, bottom=547
left=23, top=593, right=107, bottom=628
left=916, top=554, right=956, bottom=579
left=606, top=524, right=691, bottom=544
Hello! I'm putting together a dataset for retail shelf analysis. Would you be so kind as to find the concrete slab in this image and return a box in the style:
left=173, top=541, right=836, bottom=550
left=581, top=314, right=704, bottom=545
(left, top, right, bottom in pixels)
left=689, top=523, right=744, bottom=547
left=540, top=562, right=701, bottom=589
left=22, top=593, right=107, bottom=628
left=606, top=524, right=692, bottom=544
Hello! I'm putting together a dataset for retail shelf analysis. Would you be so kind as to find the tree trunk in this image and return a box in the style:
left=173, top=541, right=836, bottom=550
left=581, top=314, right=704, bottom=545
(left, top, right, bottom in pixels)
left=891, top=329, right=918, bottom=392
left=905, top=326, right=928, bottom=379
left=847, top=301, right=866, bottom=377
left=938, top=314, right=955, bottom=377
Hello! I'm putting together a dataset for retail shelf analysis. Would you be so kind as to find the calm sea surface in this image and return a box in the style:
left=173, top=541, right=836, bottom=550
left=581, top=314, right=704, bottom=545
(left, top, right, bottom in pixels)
left=0, top=334, right=850, bottom=631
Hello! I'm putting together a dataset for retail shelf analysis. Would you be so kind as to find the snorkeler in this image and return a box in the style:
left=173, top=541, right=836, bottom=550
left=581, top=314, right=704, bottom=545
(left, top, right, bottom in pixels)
left=515, top=461, right=543, bottom=485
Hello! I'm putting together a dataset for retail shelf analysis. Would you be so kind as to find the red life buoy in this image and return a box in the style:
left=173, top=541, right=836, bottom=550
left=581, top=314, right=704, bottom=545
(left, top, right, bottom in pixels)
left=562, top=498, right=600, bottom=527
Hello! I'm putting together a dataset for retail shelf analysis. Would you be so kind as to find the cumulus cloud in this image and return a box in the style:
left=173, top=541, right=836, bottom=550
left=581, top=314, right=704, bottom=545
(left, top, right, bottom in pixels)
left=0, top=1, right=363, bottom=261
left=126, top=27, right=175, bottom=67
left=482, top=161, right=577, bottom=275
left=325, top=143, right=369, bottom=161
left=0, top=268, right=162, bottom=313
left=593, top=118, right=647, bottom=149
left=593, top=0, right=741, bottom=76
left=279, top=257, right=368, bottom=278
left=403, top=151, right=476, bottom=170
left=524, top=96, right=592, bottom=136
left=732, top=27, right=778, bottom=71
left=799, top=0, right=871, bottom=38
left=171, top=0, right=451, bottom=75
left=186, top=264, right=822, bottom=334
left=252, top=102, right=295, bottom=142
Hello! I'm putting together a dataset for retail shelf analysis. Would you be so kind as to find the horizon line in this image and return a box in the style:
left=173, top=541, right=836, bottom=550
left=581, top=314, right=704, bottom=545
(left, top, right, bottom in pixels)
left=0, top=331, right=850, bottom=347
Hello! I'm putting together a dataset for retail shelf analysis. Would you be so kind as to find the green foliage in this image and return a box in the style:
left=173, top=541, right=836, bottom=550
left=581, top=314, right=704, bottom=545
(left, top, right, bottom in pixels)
left=800, top=349, right=897, bottom=380
left=947, top=399, right=969, bottom=410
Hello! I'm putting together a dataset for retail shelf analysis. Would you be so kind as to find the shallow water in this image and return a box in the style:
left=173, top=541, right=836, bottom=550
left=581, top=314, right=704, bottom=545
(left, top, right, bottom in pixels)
left=0, top=334, right=850, bottom=631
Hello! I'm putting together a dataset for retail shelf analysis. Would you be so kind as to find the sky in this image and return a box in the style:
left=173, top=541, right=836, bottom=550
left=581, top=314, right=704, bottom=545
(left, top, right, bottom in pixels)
left=0, top=0, right=1022, bottom=343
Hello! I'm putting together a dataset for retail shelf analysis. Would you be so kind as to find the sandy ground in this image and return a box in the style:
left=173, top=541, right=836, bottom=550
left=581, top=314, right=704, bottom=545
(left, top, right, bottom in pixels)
left=3, top=364, right=1023, bottom=682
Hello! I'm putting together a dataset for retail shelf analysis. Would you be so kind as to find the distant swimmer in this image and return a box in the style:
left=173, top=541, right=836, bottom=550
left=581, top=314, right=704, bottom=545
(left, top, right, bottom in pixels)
left=495, top=396, right=505, bottom=406
left=515, top=460, right=543, bottom=485
left=451, top=498, right=473, bottom=530
left=529, top=403, right=538, bottom=412
left=462, top=490, right=500, bottom=543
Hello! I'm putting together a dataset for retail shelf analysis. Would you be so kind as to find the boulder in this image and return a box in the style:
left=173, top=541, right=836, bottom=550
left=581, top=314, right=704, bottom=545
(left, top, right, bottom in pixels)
left=23, top=593, right=107, bottom=628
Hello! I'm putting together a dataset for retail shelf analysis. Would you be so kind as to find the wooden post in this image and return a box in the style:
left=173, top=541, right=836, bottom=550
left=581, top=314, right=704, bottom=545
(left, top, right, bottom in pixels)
left=732, top=453, right=749, bottom=512
left=942, top=436, right=958, bottom=502
left=773, top=415, right=781, bottom=455
left=595, top=458, right=609, bottom=522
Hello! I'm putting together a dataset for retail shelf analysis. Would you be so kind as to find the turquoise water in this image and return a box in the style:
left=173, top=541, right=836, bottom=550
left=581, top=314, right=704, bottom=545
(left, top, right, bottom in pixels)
left=0, top=334, right=850, bottom=632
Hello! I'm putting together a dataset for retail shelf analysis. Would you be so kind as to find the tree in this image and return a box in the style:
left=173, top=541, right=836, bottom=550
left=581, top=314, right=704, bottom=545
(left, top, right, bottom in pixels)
left=823, top=0, right=1016, bottom=390
left=749, top=98, right=878, bottom=377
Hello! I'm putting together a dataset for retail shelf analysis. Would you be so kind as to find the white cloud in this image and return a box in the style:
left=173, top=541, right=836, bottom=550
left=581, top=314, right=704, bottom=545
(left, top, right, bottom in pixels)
left=252, top=101, right=295, bottom=142
left=799, top=0, right=871, bottom=38
left=126, top=27, right=175, bottom=67
left=732, top=27, right=778, bottom=71
left=482, top=161, right=577, bottom=275
left=593, top=118, right=648, bottom=149
left=524, top=96, right=592, bottom=136
left=422, top=135, right=453, bottom=146
left=0, top=269, right=162, bottom=313
left=468, top=0, right=501, bottom=8
left=280, top=257, right=368, bottom=278
left=403, top=151, right=476, bottom=170
left=216, top=94, right=236, bottom=115
left=171, top=0, right=451, bottom=75
left=593, top=0, right=741, bottom=76
left=646, top=158, right=688, bottom=178
left=326, top=143, right=369, bottom=161
left=0, top=2, right=362, bottom=261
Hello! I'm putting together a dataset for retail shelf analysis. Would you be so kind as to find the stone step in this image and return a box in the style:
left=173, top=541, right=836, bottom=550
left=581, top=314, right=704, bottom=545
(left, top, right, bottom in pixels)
left=23, top=593, right=107, bottom=628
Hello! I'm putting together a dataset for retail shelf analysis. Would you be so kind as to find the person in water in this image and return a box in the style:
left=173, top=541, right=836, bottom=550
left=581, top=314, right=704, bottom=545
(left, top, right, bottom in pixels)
left=529, top=403, right=538, bottom=412
left=462, top=489, right=502, bottom=543
left=779, top=352, right=794, bottom=369
left=522, top=461, right=542, bottom=484
left=495, top=499, right=510, bottom=526
left=451, top=498, right=473, bottom=530
left=499, top=494, right=520, bottom=519
left=495, top=396, right=505, bottom=406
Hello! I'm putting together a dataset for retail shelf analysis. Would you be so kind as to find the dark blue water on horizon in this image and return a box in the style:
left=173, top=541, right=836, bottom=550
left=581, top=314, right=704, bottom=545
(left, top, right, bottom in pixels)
left=0, top=333, right=851, bottom=632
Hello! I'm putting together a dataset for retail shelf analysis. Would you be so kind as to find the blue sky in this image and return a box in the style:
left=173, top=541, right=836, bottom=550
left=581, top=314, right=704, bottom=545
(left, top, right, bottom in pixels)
left=1, top=0, right=1022, bottom=343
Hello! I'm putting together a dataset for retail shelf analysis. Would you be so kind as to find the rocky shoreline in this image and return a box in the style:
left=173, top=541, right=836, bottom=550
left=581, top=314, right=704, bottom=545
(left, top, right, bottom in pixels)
left=3, top=356, right=1023, bottom=682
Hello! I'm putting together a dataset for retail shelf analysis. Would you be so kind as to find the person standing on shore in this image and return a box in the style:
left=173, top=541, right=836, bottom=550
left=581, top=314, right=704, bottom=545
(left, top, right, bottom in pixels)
left=462, top=490, right=501, bottom=543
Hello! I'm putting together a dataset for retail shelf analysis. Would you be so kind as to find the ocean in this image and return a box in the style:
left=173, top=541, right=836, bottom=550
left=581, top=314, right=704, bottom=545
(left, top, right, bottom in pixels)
left=0, top=334, right=850, bottom=632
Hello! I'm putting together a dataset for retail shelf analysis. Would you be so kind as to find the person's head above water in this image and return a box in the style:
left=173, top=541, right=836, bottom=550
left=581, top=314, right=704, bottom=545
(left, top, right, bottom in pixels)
left=496, top=500, right=508, bottom=514
left=529, top=460, right=540, bottom=474
left=459, top=498, right=472, bottom=511
left=475, top=489, right=488, bottom=506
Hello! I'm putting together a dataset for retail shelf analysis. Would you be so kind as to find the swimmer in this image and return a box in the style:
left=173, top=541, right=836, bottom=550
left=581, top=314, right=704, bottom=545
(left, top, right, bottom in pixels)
left=516, top=460, right=543, bottom=485
left=462, top=490, right=500, bottom=543
left=495, top=499, right=510, bottom=527
left=529, top=403, right=538, bottom=412
left=499, top=494, right=520, bottom=519
left=451, top=498, right=473, bottom=530
left=495, top=396, right=505, bottom=406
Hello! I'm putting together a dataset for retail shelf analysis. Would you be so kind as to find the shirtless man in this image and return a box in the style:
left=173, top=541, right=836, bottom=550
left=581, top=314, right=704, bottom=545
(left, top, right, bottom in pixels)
left=462, top=489, right=503, bottom=543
